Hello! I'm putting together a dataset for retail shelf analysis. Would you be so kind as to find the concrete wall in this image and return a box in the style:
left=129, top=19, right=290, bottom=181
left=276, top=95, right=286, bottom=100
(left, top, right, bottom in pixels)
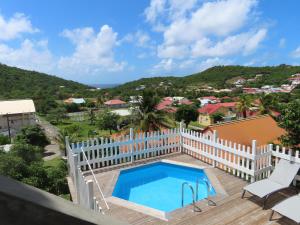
left=0, top=175, right=128, bottom=225
left=0, top=113, right=36, bottom=136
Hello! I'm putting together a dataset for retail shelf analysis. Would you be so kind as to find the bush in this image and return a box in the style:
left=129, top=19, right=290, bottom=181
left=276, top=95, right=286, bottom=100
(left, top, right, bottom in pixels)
left=15, top=125, right=50, bottom=147
left=0, top=134, right=10, bottom=145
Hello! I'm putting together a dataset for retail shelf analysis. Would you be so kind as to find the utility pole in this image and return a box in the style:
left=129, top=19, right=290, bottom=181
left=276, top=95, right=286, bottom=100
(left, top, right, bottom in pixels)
left=6, top=114, right=11, bottom=143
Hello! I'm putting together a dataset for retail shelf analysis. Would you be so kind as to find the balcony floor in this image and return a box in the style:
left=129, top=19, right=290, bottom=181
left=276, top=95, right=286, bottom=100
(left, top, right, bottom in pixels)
left=84, top=154, right=298, bottom=225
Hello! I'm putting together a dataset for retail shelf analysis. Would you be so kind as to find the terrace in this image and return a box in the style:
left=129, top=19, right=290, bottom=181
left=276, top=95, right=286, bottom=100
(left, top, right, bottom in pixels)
left=66, top=126, right=299, bottom=225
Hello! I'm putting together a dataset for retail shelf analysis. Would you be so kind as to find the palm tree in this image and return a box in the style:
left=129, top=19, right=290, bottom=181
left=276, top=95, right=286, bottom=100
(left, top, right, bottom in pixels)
left=237, top=95, right=252, bottom=118
left=56, top=128, right=78, bottom=156
left=134, top=90, right=172, bottom=131
left=258, top=94, right=279, bottom=115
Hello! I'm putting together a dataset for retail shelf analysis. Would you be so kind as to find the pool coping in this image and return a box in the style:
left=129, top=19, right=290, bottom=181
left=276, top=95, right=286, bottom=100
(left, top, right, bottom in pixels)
left=104, top=159, right=228, bottom=221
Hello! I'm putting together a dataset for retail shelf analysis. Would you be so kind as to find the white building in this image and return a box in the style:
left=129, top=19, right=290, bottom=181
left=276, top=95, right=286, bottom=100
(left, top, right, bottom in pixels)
left=0, top=99, right=36, bottom=137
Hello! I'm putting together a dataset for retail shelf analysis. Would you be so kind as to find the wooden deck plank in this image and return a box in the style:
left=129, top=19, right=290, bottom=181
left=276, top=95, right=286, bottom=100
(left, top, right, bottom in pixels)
left=84, top=154, right=298, bottom=225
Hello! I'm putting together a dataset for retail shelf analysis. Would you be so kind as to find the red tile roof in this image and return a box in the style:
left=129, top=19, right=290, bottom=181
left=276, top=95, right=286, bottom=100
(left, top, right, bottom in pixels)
left=198, top=102, right=237, bottom=115
left=104, top=99, right=126, bottom=105
left=156, top=100, right=173, bottom=110
left=180, top=99, right=193, bottom=105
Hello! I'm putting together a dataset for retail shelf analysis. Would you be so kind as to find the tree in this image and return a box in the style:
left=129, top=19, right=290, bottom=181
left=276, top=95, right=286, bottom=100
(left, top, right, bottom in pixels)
left=65, top=103, right=80, bottom=113
left=278, top=100, right=300, bottom=149
left=175, top=105, right=198, bottom=127
left=15, top=125, right=50, bottom=147
left=47, top=106, right=67, bottom=124
left=258, top=94, right=279, bottom=115
left=10, top=143, right=43, bottom=164
left=237, top=95, right=252, bottom=118
left=211, top=112, right=225, bottom=123
left=56, top=128, right=78, bottom=156
left=134, top=90, right=171, bottom=131
left=98, top=110, right=120, bottom=134
left=88, top=109, right=96, bottom=125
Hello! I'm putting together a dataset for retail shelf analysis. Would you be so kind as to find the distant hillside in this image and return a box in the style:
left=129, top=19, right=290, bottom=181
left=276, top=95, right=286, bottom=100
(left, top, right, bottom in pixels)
left=109, top=65, right=300, bottom=96
left=0, top=64, right=91, bottom=100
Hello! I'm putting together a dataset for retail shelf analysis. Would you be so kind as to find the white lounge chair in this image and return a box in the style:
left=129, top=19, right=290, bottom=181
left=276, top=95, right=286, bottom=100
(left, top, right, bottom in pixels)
left=270, top=194, right=300, bottom=223
left=242, top=159, right=300, bottom=209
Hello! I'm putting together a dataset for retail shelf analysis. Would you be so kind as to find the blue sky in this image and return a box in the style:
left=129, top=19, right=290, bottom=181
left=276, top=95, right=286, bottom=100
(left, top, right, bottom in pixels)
left=0, top=0, right=300, bottom=84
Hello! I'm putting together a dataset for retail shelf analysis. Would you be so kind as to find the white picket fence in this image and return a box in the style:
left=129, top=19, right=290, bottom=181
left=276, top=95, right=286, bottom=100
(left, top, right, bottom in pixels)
left=180, top=128, right=272, bottom=182
left=66, top=125, right=299, bottom=212
left=69, top=128, right=180, bottom=171
left=66, top=143, right=102, bottom=212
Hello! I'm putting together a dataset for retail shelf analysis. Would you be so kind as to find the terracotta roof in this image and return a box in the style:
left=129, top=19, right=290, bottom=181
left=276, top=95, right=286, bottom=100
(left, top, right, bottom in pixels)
left=203, top=115, right=286, bottom=146
left=179, top=99, right=193, bottom=105
left=156, top=100, right=173, bottom=110
left=198, top=102, right=236, bottom=115
left=104, top=99, right=126, bottom=105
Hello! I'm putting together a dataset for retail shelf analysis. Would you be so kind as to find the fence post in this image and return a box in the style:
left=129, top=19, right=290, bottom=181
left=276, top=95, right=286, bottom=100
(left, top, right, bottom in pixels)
left=130, top=128, right=134, bottom=163
left=65, top=136, right=70, bottom=157
left=179, top=122, right=183, bottom=153
left=251, top=140, right=257, bottom=182
left=73, top=154, right=80, bottom=203
left=212, top=130, right=218, bottom=167
left=267, top=144, right=273, bottom=177
left=87, top=180, right=94, bottom=210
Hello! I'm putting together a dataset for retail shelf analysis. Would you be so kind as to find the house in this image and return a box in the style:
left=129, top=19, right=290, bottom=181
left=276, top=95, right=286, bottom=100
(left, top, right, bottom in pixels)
left=178, top=98, right=193, bottom=105
left=155, top=99, right=175, bottom=112
left=197, top=102, right=237, bottom=126
left=104, top=99, right=127, bottom=108
left=64, top=98, right=86, bottom=104
left=202, top=115, right=286, bottom=146
left=0, top=99, right=36, bottom=137
left=198, top=96, right=220, bottom=106
left=234, top=78, right=246, bottom=85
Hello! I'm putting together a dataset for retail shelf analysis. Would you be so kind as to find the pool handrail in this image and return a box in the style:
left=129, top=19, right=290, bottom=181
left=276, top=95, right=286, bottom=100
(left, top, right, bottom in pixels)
left=81, top=147, right=110, bottom=211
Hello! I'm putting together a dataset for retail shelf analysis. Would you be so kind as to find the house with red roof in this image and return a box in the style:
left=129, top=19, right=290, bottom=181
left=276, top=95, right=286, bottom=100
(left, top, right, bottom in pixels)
left=197, top=102, right=237, bottom=126
left=104, top=99, right=127, bottom=108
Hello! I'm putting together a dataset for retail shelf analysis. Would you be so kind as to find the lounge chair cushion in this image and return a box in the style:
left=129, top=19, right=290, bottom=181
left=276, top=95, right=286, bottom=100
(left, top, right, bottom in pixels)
left=244, top=179, right=283, bottom=198
left=269, top=160, right=300, bottom=186
left=272, top=195, right=300, bottom=223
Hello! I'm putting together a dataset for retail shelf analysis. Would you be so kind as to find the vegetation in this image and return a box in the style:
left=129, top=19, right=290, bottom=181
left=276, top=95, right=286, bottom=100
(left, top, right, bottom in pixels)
left=97, top=110, right=120, bottom=134
left=15, top=125, right=50, bottom=147
left=0, top=126, right=69, bottom=196
left=175, top=105, right=198, bottom=127
left=133, top=90, right=172, bottom=131
left=278, top=100, right=300, bottom=149
left=108, top=65, right=300, bottom=98
left=237, top=95, right=253, bottom=118
left=0, top=134, right=10, bottom=145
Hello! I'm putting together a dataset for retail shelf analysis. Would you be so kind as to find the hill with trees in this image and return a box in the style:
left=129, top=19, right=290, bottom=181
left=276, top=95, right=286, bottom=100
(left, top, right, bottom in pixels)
left=0, top=63, right=92, bottom=100
left=109, top=65, right=300, bottom=97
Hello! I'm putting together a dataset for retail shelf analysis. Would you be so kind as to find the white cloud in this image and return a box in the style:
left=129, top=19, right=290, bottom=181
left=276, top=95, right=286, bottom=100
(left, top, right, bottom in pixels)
left=144, top=0, right=166, bottom=24
left=291, top=46, right=300, bottom=58
left=0, top=13, right=38, bottom=41
left=121, top=30, right=151, bottom=48
left=0, top=39, right=54, bottom=72
left=153, top=58, right=175, bottom=71
left=191, top=29, right=267, bottom=57
left=59, top=25, right=126, bottom=75
left=145, top=0, right=265, bottom=72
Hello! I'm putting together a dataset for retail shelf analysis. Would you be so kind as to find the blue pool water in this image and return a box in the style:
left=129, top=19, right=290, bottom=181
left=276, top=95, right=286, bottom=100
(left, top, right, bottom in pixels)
left=112, top=162, right=216, bottom=212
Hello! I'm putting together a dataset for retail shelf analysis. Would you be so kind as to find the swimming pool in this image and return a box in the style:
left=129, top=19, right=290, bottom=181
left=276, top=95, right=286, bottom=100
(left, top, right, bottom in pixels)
left=112, top=162, right=216, bottom=212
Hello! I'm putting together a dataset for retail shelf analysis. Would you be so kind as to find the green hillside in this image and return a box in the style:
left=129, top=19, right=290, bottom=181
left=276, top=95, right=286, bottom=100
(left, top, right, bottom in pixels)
left=110, top=65, right=300, bottom=97
left=0, top=63, right=91, bottom=100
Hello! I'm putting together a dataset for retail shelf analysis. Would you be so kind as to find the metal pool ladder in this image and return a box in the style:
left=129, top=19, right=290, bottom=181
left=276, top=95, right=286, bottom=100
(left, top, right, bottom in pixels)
left=196, top=178, right=217, bottom=207
left=181, top=182, right=201, bottom=212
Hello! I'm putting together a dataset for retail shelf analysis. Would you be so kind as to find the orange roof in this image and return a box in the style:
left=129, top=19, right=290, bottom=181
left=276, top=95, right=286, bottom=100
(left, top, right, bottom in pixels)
left=104, top=99, right=126, bottom=105
left=203, top=115, right=286, bottom=146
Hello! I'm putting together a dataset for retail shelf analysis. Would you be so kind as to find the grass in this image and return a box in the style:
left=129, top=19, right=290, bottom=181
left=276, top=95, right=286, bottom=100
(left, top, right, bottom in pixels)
left=56, top=119, right=113, bottom=140
left=44, top=157, right=64, bottom=168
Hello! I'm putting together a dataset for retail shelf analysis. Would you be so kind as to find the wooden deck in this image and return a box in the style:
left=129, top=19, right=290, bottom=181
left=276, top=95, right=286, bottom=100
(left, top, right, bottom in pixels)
left=84, top=154, right=298, bottom=225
